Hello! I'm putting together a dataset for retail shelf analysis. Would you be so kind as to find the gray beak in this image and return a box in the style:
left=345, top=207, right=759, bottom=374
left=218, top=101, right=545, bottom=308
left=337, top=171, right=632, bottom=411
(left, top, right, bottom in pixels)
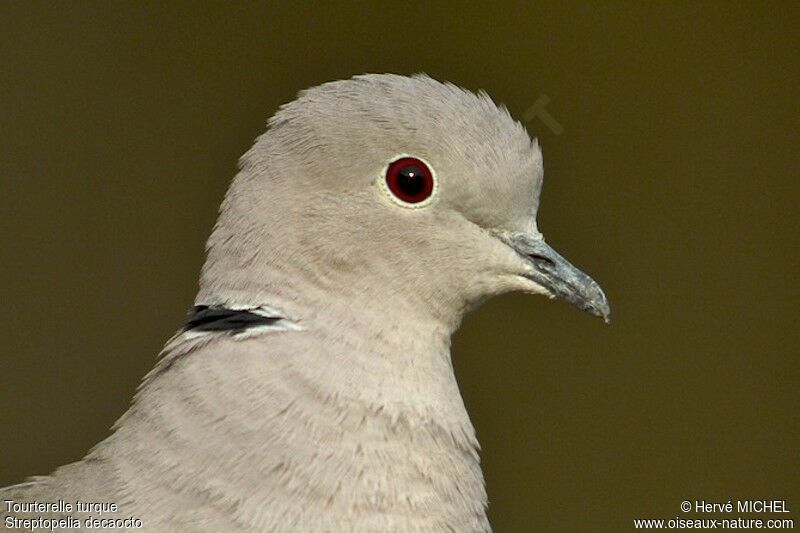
left=504, top=233, right=611, bottom=323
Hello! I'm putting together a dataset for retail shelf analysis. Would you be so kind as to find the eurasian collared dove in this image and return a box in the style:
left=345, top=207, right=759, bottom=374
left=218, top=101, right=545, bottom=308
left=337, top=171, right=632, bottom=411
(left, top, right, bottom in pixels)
left=2, top=74, right=609, bottom=532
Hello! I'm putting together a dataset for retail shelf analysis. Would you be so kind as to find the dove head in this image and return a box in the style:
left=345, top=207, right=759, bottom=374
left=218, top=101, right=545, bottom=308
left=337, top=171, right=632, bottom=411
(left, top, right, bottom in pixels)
left=197, top=74, right=608, bottom=331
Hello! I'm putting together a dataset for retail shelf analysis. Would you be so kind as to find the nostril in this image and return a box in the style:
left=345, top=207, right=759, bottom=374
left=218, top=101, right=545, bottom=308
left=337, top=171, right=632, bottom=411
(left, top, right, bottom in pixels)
left=527, top=253, right=556, bottom=267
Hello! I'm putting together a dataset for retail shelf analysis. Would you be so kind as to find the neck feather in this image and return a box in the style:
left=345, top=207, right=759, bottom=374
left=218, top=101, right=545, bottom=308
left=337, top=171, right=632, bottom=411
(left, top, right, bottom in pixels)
left=99, top=304, right=489, bottom=530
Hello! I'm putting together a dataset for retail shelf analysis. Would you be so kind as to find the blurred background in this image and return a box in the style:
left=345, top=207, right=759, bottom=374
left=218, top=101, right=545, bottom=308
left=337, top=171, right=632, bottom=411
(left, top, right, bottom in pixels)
left=1, top=2, right=797, bottom=530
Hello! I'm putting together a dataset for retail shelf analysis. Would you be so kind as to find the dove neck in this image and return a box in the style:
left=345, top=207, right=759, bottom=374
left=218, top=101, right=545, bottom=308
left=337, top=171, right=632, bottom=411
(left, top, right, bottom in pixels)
left=197, top=257, right=471, bottom=338
left=96, top=293, right=488, bottom=529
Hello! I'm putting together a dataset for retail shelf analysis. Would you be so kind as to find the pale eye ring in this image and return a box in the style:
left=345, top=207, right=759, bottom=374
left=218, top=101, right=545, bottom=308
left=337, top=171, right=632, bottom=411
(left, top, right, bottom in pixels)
left=381, top=156, right=437, bottom=207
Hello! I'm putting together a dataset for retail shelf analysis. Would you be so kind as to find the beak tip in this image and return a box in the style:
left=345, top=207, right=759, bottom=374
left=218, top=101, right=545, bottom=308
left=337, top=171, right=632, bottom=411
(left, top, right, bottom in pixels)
left=597, top=293, right=611, bottom=325
left=585, top=286, right=611, bottom=324
left=588, top=301, right=611, bottom=324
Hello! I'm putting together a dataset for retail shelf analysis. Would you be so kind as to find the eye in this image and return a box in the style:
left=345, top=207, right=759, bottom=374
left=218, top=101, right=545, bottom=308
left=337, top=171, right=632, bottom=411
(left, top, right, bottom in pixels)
left=383, top=156, right=436, bottom=206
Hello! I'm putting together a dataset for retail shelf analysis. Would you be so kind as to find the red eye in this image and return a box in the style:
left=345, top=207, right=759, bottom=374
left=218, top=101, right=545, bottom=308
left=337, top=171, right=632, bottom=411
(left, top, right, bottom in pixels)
left=384, top=157, right=435, bottom=205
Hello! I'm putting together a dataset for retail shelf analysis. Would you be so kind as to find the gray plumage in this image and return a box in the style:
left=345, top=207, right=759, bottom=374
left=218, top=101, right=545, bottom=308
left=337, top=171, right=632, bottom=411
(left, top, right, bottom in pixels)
left=2, top=74, right=608, bottom=532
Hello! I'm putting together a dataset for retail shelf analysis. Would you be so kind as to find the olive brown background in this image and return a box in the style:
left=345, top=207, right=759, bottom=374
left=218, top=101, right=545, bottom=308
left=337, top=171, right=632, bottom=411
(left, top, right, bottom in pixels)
left=1, top=2, right=798, bottom=531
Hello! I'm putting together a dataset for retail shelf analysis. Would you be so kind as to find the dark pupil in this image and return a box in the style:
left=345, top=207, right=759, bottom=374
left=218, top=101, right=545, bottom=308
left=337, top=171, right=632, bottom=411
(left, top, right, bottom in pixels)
left=397, top=165, right=426, bottom=197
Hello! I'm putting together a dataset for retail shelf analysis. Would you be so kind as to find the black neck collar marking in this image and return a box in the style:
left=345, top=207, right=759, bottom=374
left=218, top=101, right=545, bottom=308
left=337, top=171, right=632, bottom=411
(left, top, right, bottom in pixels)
left=185, top=305, right=282, bottom=334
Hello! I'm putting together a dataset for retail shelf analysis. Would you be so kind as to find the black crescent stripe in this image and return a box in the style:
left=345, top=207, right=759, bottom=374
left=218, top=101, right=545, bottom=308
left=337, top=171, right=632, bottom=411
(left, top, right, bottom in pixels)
left=185, top=305, right=282, bottom=334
